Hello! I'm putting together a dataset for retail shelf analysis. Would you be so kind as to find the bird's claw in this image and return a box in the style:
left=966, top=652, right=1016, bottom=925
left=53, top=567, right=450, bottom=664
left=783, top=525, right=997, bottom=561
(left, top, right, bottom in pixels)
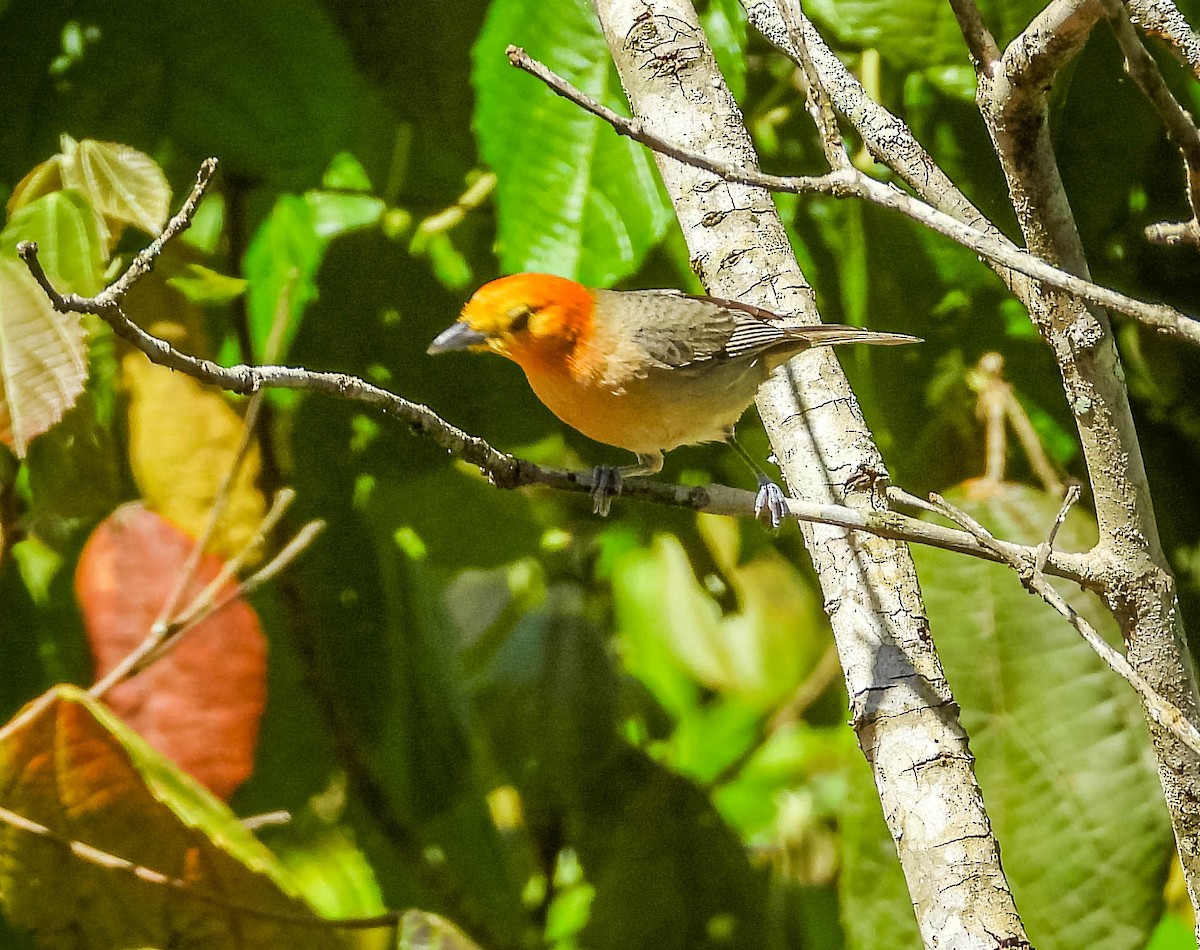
left=754, top=479, right=790, bottom=530
left=591, top=465, right=622, bottom=517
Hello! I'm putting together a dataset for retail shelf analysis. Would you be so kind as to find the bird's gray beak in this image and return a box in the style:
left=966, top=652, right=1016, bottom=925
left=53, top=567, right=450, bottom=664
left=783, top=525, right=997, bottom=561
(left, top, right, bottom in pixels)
left=427, top=322, right=488, bottom=354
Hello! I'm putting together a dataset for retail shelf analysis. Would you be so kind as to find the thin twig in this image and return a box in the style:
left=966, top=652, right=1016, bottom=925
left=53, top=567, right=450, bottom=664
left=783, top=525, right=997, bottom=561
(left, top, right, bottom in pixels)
left=122, top=519, right=325, bottom=684
left=775, top=0, right=849, bottom=168
left=947, top=0, right=1002, bottom=72
left=928, top=492, right=1200, bottom=757
left=150, top=393, right=266, bottom=640
left=1036, top=484, right=1082, bottom=572
left=89, top=495, right=317, bottom=699
left=504, top=46, right=1200, bottom=346
left=0, top=804, right=401, bottom=931
left=172, top=490, right=299, bottom=629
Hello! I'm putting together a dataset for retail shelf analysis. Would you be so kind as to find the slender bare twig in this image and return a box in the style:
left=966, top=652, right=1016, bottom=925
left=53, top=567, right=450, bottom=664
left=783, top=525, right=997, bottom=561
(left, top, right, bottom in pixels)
left=148, top=394, right=266, bottom=644
left=174, top=489, right=298, bottom=628
left=0, top=803, right=402, bottom=932
left=91, top=511, right=324, bottom=692
left=947, top=0, right=1001, bottom=72
left=969, top=353, right=1064, bottom=493
left=504, top=46, right=1200, bottom=346
left=775, top=0, right=849, bottom=168
left=1037, top=484, right=1082, bottom=571
left=1105, top=0, right=1200, bottom=246
left=928, top=492, right=1200, bottom=757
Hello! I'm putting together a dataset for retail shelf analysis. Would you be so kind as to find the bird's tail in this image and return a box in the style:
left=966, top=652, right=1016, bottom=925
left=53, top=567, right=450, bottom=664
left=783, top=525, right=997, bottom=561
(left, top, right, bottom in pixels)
left=789, top=324, right=921, bottom=347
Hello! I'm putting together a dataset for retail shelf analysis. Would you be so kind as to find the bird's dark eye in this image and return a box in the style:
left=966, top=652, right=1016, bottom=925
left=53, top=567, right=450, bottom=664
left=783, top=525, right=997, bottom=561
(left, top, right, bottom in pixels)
left=508, top=306, right=534, bottom=333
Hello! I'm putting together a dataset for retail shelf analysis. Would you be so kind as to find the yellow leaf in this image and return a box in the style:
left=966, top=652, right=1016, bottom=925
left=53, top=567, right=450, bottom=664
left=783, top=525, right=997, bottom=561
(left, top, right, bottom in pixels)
left=61, top=136, right=172, bottom=239
left=122, top=269, right=265, bottom=558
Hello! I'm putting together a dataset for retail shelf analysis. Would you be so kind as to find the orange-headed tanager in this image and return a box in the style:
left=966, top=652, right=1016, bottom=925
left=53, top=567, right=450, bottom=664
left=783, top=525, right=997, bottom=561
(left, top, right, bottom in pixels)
left=429, top=273, right=918, bottom=526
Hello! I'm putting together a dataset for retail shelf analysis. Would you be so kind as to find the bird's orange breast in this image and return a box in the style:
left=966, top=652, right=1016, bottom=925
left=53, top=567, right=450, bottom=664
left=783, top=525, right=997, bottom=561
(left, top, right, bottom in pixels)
left=514, top=351, right=765, bottom=455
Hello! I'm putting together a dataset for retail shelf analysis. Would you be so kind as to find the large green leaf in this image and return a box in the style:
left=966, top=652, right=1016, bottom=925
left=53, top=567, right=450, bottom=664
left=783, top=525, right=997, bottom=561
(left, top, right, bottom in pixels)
left=0, top=686, right=343, bottom=948
left=841, top=482, right=1173, bottom=950
left=472, top=0, right=671, bottom=285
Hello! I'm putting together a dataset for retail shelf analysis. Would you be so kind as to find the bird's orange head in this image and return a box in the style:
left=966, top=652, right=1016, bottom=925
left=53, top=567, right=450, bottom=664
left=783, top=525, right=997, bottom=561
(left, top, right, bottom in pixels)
left=427, top=273, right=595, bottom=368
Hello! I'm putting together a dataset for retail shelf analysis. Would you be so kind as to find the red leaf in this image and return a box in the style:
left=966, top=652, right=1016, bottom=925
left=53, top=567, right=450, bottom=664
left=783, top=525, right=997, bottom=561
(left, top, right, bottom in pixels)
left=75, top=503, right=266, bottom=800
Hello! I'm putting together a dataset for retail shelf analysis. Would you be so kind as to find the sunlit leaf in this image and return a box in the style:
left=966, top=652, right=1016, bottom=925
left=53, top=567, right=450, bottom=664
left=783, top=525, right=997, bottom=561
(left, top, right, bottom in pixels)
left=61, top=136, right=172, bottom=239
left=613, top=534, right=822, bottom=709
left=167, top=263, right=249, bottom=305
left=6, top=154, right=68, bottom=216
left=1, top=190, right=106, bottom=296
left=9, top=137, right=170, bottom=247
left=0, top=685, right=341, bottom=948
left=0, top=259, right=87, bottom=457
left=75, top=504, right=267, bottom=801
left=400, top=911, right=483, bottom=950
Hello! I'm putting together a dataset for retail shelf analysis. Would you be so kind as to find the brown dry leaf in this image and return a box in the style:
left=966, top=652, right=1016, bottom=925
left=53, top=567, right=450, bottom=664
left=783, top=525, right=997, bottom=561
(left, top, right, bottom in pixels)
left=0, top=685, right=343, bottom=948
left=122, top=265, right=266, bottom=558
left=75, top=503, right=267, bottom=801
left=0, top=258, right=87, bottom=457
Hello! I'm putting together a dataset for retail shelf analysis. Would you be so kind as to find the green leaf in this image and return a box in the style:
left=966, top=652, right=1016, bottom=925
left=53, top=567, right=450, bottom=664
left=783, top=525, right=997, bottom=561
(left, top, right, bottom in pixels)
left=60, top=135, right=171, bottom=239
left=0, top=686, right=342, bottom=948
left=23, top=389, right=121, bottom=538
left=243, top=156, right=384, bottom=363
left=841, top=482, right=1173, bottom=950
left=167, top=263, right=249, bottom=305
left=243, top=195, right=323, bottom=363
left=472, top=0, right=671, bottom=285
left=612, top=534, right=823, bottom=710
left=1, top=190, right=105, bottom=296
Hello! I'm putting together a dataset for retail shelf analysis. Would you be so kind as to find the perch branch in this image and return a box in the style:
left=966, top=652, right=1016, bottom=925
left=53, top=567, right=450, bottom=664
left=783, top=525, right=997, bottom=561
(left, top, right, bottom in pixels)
left=1128, top=0, right=1200, bottom=79
left=16, top=169, right=1099, bottom=590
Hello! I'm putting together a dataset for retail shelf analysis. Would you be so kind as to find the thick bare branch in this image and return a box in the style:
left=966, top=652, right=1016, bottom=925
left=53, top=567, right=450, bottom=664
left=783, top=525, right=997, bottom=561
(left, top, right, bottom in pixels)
left=591, top=1, right=1027, bottom=945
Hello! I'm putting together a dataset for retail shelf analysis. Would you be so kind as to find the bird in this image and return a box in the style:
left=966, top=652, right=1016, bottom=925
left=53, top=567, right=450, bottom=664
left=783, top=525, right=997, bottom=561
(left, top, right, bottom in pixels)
left=428, top=273, right=918, bottom=527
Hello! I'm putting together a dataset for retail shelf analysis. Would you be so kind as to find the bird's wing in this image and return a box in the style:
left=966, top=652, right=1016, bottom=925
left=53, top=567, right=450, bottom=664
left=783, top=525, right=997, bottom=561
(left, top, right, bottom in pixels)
left=610, top=290, right=915, bottom=372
